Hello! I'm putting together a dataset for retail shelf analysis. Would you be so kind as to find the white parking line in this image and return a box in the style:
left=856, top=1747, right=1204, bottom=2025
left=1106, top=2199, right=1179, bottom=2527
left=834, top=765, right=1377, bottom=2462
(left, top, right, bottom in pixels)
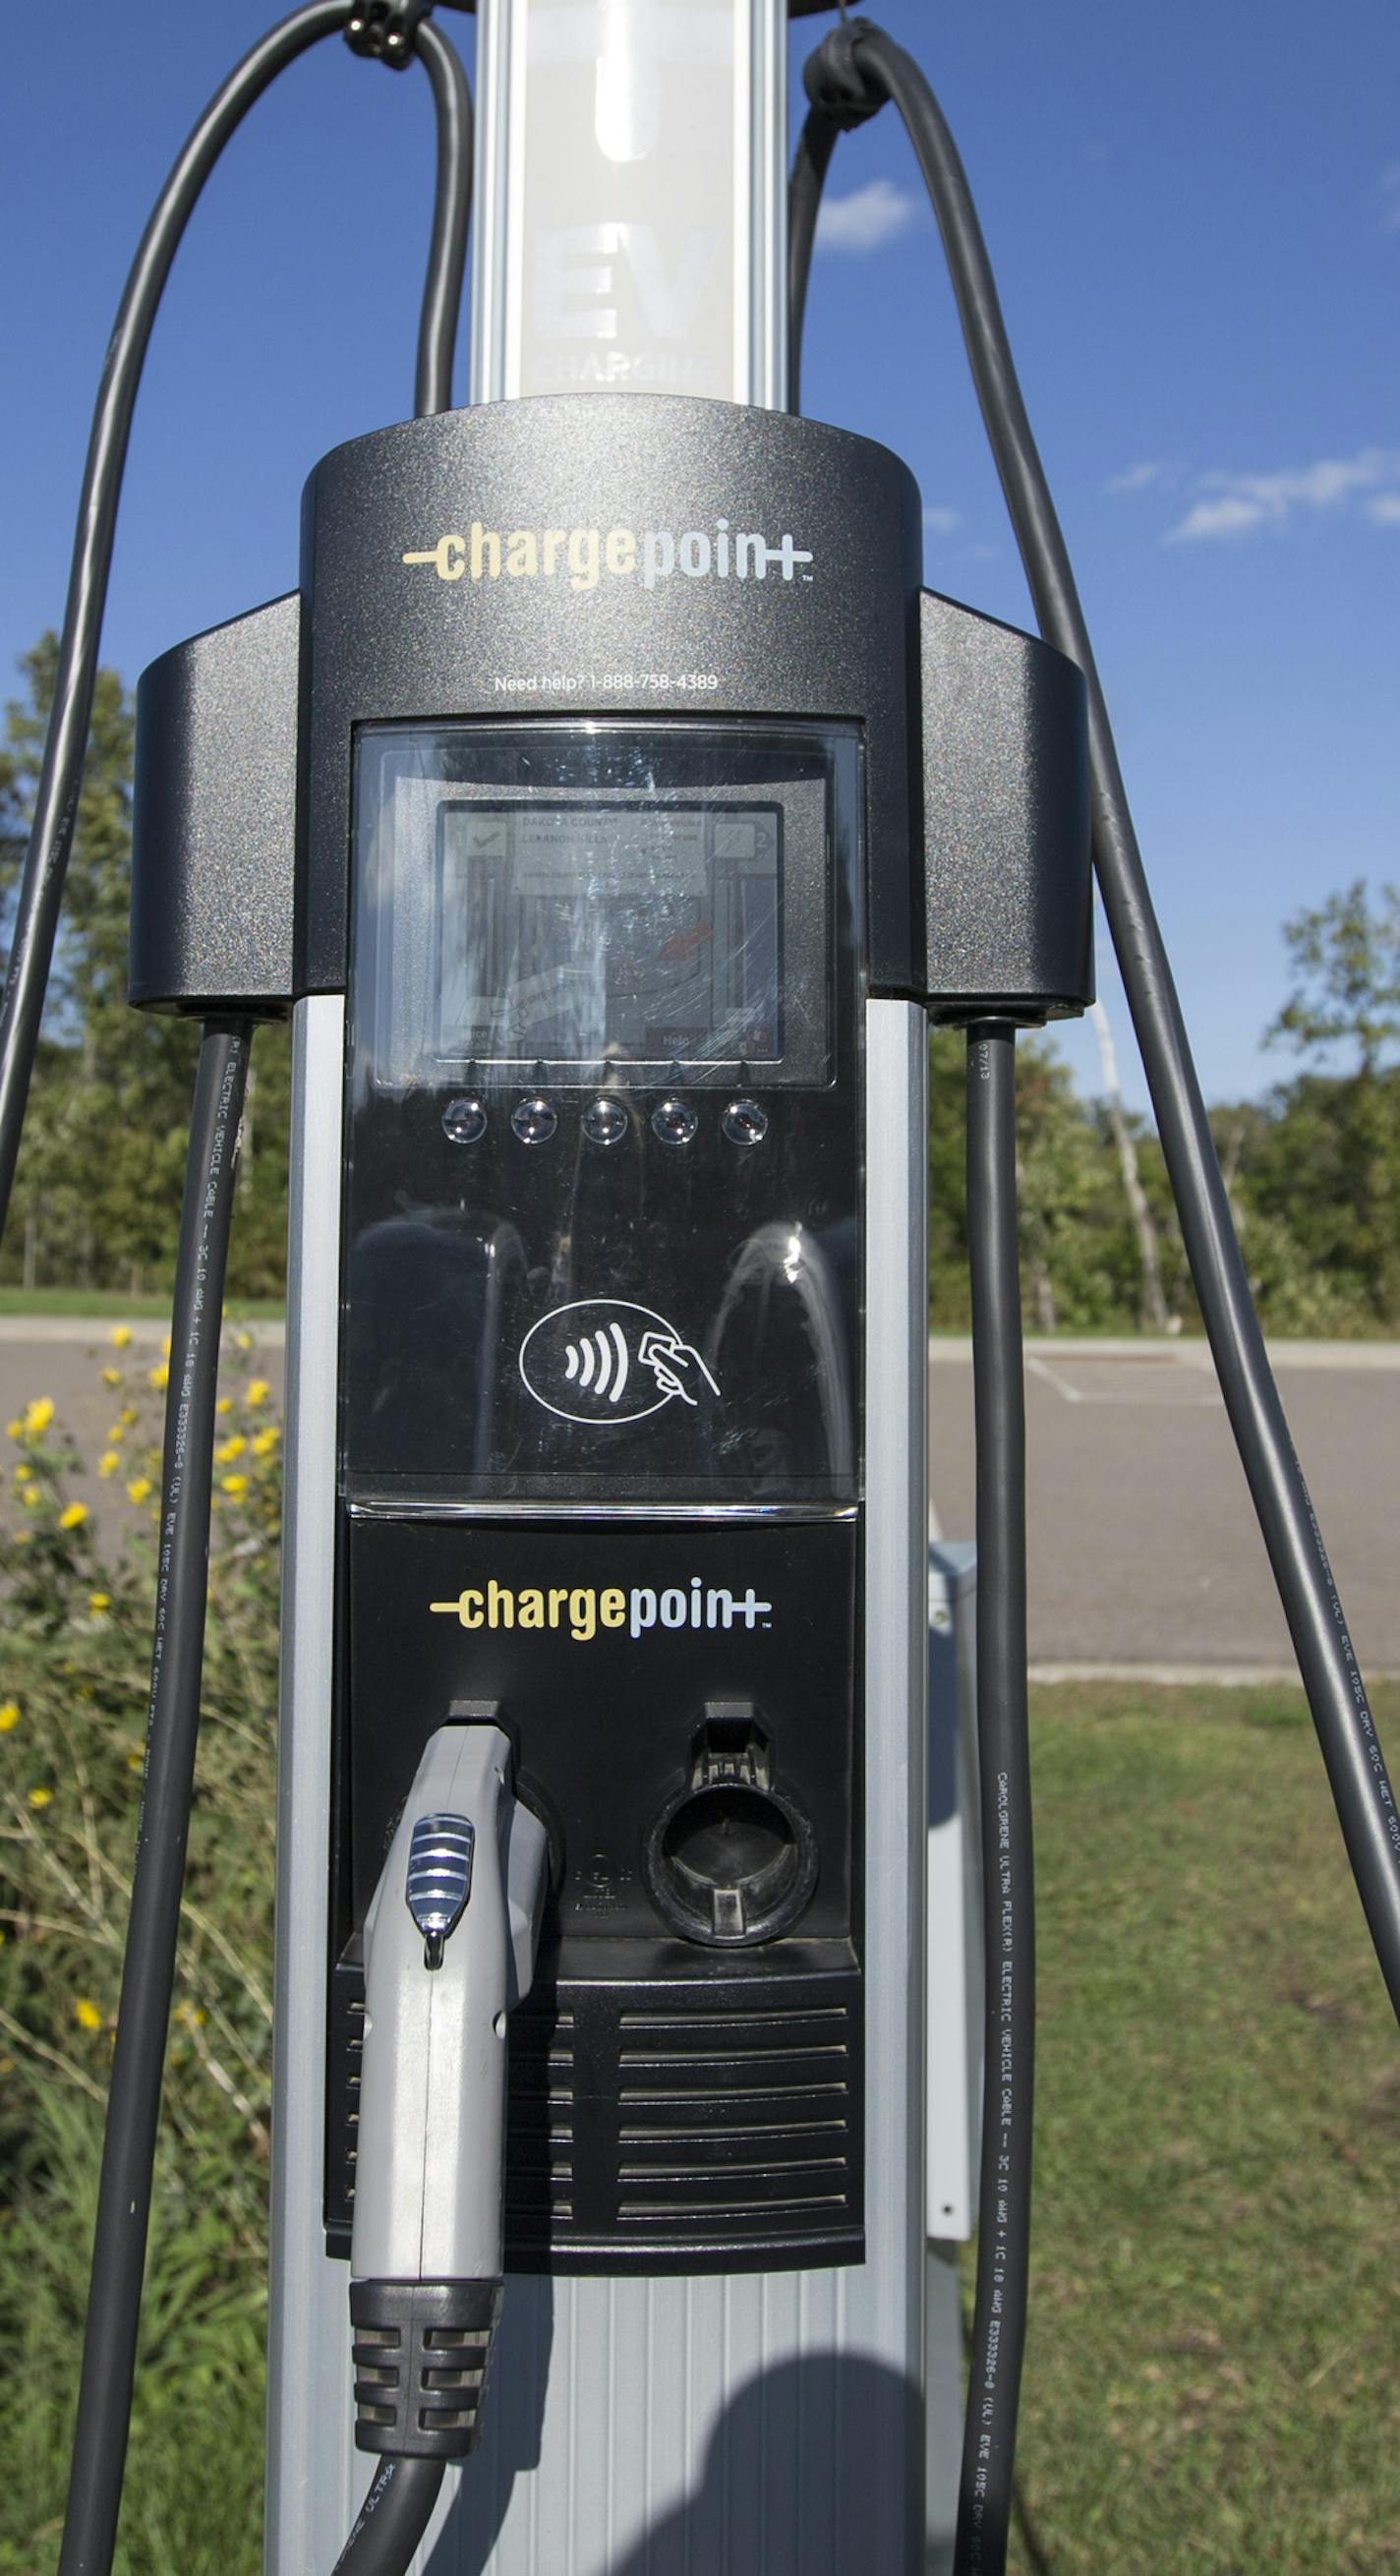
left=1023, top=1352, right=1219, bottom=1409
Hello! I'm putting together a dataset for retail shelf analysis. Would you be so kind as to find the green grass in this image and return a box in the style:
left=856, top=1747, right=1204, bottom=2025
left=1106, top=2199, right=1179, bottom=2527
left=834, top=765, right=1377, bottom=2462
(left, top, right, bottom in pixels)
left=1009, top=1679, right=1400, bottom=2573
left=0, top=1287, right=283, bottom=1319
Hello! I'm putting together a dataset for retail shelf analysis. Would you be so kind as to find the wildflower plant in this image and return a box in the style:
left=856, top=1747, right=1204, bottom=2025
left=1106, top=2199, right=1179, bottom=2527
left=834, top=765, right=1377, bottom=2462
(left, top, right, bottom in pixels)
left=0, top=1329, right=282, bottom=2570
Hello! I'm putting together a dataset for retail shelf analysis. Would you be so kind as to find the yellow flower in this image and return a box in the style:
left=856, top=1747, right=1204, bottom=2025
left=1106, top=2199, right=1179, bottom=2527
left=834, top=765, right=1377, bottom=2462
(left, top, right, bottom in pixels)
left=220, top=1473, right=250, bottom=1497
left=23, top=1397, right=54, bottom=1435
left=88, top=1593, right=111, bottom=1614
left=13, top=1529, right=30, bottom=1548
left=110, top=1324, right=134, bottom=1349
left=251, top=1425, right=279, bottom=1458
left=215, top=1396, right=232, bottom=1416
left=127, top=1749, right=144, bottom=1773
left=28, top=1786, right=52, bottom=1809
left=14, top=1462, right=32, bottom=1484
left=101, top=1367, right=122, bottom=1387
left=5, top=1418, right=22, bottom=1439
left=235, top=1331, right=252, bottom=1353
left=20, top=1489, right=37, bottom=1510
left=127, top=1477, right=152, bottom=1504
left=120, top=1407, right=138, bottom=1428
left=246, top=1377, right=270, bottom=1406
left=59, top=1501, right=88, bottom=1532
left=98, top=1451, right=120, bottom=1479
left=0, top=1700, right=19, bottom=1731
left=215, top=1434, right=247, bottom=1464
left=161, top=1334, right=172, bottom=1359
left=75, top=1997, right=103, bottom=2032
left=147, top=1362, right=168, bottom=1391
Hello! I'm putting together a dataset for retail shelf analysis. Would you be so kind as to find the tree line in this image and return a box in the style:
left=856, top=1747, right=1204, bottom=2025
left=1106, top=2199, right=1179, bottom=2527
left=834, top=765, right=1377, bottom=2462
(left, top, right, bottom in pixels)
left=2, top=640, right=1397, bottom=1330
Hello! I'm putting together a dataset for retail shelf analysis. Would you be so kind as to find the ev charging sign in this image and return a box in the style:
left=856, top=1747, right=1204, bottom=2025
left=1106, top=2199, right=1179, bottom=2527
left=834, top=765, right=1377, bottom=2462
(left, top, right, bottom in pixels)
left=502, top=0, right=753, bottom=398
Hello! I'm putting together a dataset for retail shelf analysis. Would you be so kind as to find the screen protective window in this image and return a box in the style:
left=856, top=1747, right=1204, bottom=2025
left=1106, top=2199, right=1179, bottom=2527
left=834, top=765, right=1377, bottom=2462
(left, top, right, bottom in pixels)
left=343, top=721, right=862, bottom=1506
left=354, top=724, right=833, bottom=1092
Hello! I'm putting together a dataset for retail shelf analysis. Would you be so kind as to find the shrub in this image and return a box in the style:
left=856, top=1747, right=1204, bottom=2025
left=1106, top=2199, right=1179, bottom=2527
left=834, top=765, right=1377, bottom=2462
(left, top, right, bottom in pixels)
left=0, top=1331, right=280, bottom=2574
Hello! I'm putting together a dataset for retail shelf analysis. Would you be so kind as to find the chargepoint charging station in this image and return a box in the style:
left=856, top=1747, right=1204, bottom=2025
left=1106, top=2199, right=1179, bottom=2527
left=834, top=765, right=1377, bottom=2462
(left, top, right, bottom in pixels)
left=139, top=351, right=1084, bottom=2576
left=5, top=8, right=1398, bottom=2576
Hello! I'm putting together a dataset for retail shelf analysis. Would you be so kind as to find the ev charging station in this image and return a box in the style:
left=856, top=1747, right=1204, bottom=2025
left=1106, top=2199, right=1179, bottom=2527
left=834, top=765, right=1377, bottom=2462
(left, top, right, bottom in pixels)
left=132, top=53, right=1090, bottom=2546
left=5, top=7, right=1399, bottom=2576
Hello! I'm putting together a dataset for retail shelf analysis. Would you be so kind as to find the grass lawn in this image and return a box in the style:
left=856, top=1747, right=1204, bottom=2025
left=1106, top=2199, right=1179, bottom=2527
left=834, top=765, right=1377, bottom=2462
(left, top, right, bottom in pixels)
left=0, top=1288, right=284, bottom=1320
left=1010, top=1679, right=1400, bottom=2574
left=3, top=1679, right=1397, bottom=2569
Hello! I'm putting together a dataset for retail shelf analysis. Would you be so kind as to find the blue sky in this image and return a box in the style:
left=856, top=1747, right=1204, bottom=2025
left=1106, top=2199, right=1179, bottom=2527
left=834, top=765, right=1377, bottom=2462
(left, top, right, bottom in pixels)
left=2, top=0, right=1396, bottom=1113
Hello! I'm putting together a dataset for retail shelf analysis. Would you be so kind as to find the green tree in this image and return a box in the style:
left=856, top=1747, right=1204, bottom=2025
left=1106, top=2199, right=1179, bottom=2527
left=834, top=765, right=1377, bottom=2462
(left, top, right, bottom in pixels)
left=0, top=637, right=290, bottom=1298
left=1268, top=878, right=1400, bottom=1076
left=927, top=1025, right=1176, bottom=1333
left=1261, top=879, right=1400, bottom=1323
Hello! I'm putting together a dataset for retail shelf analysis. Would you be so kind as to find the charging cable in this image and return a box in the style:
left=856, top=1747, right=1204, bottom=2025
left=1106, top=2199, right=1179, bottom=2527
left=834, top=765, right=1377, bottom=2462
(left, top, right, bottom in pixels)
left=332, top=1723, right=551, bottom=2575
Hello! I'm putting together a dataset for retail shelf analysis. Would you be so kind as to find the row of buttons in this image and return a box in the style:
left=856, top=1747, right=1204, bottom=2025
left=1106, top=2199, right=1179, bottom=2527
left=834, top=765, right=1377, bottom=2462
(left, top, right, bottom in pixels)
left=440, top=1094, right=770, bottom=1149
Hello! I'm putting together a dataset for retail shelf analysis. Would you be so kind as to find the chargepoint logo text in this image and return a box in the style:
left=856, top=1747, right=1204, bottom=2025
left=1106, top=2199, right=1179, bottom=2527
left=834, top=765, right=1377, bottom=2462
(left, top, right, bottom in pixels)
left=402, top=517, right=813, bottom=592
left=429, top=1575, right=773, bottom=1643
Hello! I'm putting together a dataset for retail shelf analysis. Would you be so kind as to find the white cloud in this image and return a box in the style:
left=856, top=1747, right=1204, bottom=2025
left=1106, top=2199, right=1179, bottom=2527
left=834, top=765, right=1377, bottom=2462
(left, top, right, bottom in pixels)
left=1165, top=445, right=1400, bottom=542
left=1368, top=494, right=1400, bottom=526
left=1169, top=495, right=1271, bottom=542
left=1107, top=460, right=1169, bottom=494
left=923, top=505, right=962, bottom=536
left=815, top=178, right=921, bottom=255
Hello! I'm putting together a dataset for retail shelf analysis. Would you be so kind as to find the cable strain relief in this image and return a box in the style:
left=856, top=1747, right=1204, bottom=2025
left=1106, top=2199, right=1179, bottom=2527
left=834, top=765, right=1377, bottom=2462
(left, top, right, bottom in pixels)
left=350, top=2278, right=503, bottom=2458
left=801, top=19, right=885, bottom=129
left=345, top=1, right=433, bottom=69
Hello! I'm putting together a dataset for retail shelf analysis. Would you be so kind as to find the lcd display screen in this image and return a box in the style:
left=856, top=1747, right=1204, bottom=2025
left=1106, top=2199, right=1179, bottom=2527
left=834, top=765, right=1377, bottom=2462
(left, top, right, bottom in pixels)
left=436, top=800, right=782, bottom=1066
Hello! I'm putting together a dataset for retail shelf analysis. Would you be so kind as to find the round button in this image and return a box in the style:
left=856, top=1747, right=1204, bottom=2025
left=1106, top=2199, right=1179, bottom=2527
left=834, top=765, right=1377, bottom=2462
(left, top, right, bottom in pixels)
left=511, top=1095, right=558, bottom=1144
left=582, top=1095, right=628, bottom=1147
left=651, top=1098, right=698, bottom=1146
left=722, top=1098, right=769, bottom=1147
left=441, top=1094, right=487, bottom=1146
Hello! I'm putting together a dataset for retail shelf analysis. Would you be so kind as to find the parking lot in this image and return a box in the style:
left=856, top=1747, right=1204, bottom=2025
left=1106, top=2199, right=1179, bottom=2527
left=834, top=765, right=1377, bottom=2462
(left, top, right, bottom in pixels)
left=931, top=1337, right=1400, bottom=1676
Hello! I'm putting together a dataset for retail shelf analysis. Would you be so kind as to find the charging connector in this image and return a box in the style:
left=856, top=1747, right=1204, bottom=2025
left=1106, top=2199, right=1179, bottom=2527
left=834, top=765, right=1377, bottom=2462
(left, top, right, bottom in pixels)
left=347, top=1721, right=549, bottom=2465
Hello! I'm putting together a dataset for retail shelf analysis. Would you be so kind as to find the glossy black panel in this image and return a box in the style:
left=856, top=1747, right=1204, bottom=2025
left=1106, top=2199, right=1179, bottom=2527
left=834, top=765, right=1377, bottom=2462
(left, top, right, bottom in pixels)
left=339, top=1514, right=858, bottom=1946
left=341, top=721, right=862, bottom=1504
left=324, top=1512, right=865, bottom=2270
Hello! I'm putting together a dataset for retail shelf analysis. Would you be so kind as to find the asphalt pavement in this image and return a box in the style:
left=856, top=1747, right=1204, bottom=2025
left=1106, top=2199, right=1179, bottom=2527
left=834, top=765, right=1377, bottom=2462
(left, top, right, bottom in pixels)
left=930, top=1337, right=1400, bottom=1678
left=2, top=1320, right=1396, bottom=1680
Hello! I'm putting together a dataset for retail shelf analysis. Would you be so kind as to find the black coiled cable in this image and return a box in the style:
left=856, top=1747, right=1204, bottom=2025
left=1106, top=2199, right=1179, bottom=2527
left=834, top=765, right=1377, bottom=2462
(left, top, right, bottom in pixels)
left=332, top=2455, right=446, bottom=2575
left=0, top=0, right=472, bottom=1253
left=792, top=19, right=1400, bottom=2572
left=793, top=9, right=1400, bottom=2023
left=30, top=15, right=475, bottom=2570
left=58, top=1021, right=253, bottom=2576
left=413, top=18, right=473, bottom=417
left=962, top=1022, right=1035, bottom=2576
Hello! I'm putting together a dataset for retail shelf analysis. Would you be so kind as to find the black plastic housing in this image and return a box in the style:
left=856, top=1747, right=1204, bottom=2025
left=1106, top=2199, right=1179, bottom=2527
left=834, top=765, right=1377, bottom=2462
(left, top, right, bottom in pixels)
left=129, top=593, right=300, bottom=1016
left=297, top=395, right=926, bottom=996
left=130, top=403, right=1091, bottom=1027
left=327, top=1515, right=864, bottom=2273
left=919, top=589, right=1092, bottom=1022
